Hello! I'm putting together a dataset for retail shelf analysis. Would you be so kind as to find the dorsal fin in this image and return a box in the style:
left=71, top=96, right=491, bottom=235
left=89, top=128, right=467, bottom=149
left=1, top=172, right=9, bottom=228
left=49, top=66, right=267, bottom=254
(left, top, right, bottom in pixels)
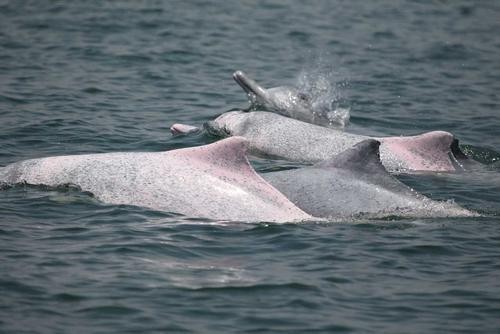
left=407, top=131, right=454, bottom=152
left=378, top=131, right=455, bottom=171
left=315, top=139, right=386, bottom=173
left=379, top=131, right=453, bottom=153
left=170, top=136, right=249, bottom=169
left=450, top=138, right=468, bottom=160
left=167, top=137, right=312, bottom=220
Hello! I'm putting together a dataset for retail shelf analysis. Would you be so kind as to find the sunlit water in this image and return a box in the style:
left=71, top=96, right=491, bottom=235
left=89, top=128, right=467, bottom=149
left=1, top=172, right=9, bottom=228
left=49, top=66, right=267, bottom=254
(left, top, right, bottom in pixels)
left=1, top=1, right=500, bottom=333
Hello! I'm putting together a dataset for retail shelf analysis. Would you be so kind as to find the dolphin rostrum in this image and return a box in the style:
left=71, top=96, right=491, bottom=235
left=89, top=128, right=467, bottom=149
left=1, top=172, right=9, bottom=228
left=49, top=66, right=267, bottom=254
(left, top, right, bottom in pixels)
left=262, top=139, right=476, bottom=219
left=204, top=110, right=468, bottom=173
left=0, top=137, right=312, bottom=223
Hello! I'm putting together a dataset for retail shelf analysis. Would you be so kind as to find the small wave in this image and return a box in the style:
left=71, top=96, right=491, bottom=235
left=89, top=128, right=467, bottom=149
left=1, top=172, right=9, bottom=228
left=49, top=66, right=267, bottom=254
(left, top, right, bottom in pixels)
left=0, top=278, right=45, bottom=296
left=77, top=305, right=140, bottom=316
left=52, top=292, right=87, bottom=302
left=424, top=42, right=472, bottom=62
left=82, top=87, right=106, bottom=94
left=396, top=244, right=459, bottom=256
left=188, top=281, right=319, bottom=292
left=0, top=94, right=28, bottom=104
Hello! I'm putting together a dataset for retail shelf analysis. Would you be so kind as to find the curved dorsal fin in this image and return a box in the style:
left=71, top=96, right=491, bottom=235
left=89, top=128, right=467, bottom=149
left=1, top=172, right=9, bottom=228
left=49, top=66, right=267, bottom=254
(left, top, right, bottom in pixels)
left=378, top=131, right=455, bottom=171
left=404, top=131, right=454, bottom=152
left=315, top=139, right=386, bottom=173
left=169, top=136, right=250, bottom=171
left=167, top=137, right=312, bottom=220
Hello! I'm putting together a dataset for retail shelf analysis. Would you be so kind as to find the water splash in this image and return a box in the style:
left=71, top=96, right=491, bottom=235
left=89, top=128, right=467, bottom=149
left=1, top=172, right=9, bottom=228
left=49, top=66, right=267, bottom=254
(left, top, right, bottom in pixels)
left=461, top=144, right=500, bottom=165
left=295, top=60, right=351, bottom=128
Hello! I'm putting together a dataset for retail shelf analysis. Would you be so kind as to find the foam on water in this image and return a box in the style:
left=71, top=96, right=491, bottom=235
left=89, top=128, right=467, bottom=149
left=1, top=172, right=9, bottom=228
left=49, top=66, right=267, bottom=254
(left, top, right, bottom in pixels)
left=296, top=57, right=351, bottom=127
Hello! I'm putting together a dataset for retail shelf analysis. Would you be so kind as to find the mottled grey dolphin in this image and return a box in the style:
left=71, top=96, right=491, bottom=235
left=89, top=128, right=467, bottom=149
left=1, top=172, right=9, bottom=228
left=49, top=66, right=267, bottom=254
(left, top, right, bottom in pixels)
left=204, top=110, right=466, bottom=173
left=262, top=140, right=475, bottom=219
left=0, top=137, right=312, bottom=223
left=233, top=71, right=349, bottom=127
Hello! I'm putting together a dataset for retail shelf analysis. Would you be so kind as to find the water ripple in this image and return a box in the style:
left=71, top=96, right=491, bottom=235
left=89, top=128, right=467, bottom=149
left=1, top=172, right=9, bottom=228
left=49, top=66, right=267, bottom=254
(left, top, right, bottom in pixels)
left=1, top=1, right=500, bottom=333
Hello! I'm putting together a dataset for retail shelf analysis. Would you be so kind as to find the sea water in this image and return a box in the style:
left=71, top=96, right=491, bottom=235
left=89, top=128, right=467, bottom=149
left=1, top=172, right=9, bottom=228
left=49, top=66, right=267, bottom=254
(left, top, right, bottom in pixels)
left=1, top=1, right=499, bottom=333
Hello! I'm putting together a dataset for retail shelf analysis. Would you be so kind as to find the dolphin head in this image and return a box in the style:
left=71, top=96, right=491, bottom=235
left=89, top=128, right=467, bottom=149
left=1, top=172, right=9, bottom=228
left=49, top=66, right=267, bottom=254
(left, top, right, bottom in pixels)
left=233, top=71, right=349, bottom=127
left=233, top=71, right=313, bottom=119
left=204, top=110, right=247, bottom=138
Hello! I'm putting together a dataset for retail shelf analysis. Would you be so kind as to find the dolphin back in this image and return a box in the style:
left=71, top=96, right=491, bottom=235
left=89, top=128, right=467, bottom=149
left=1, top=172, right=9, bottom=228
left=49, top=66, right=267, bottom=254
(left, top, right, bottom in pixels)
left=264, top=139, right=476, bottom=219
left=1, top=160, right=40, bottom=186
left=0, top=139, right=312, bottom=222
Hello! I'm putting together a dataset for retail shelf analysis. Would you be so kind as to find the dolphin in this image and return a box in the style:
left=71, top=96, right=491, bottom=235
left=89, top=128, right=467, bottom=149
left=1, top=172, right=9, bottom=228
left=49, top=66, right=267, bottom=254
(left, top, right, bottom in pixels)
left=262, top=139, right=476, bottom=219
left=233, top=70, right=350, bottom=127
left=0, top=137, right=312, bottom=223
left=204, top=110, right=468, bottom=173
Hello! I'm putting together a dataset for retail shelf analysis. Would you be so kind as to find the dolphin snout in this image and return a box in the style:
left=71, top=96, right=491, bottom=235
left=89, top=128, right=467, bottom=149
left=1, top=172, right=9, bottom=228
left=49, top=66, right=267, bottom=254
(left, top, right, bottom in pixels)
left=233, top=70, right=246, bottom=82
left=232, top=70, right=268, bottom=99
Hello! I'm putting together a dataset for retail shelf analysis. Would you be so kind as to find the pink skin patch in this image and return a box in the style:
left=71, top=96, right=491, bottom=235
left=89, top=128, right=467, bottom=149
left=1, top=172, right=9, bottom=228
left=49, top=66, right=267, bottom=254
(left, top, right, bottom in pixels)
left=170, top=123, right=200, bottom=136
left=167, top=137, right=313, bottom=221
left=378, top=131, right=455, bottom=172
left=2, top=136, right=312, bottom=222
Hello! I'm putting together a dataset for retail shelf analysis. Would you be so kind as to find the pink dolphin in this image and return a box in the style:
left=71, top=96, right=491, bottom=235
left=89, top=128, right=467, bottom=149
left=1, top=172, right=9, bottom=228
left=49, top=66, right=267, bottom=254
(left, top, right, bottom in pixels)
left=0, top=137, right=312, bottom=223
left=202, top=111, right=466, bottom=173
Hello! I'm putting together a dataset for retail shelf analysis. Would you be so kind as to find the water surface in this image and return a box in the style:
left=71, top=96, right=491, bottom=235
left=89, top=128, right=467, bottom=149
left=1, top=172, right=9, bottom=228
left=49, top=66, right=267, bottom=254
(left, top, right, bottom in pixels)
left=1, top=1, right=500, bottom=333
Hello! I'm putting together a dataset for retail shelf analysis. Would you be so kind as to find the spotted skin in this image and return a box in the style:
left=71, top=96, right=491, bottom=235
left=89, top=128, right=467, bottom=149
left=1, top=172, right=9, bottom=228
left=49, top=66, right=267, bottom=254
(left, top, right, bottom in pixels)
left=263, top=140, right=476, bottom=219
left=0, top=137, right=312, bottom=223
left=206, top=111, right=462, bottom=173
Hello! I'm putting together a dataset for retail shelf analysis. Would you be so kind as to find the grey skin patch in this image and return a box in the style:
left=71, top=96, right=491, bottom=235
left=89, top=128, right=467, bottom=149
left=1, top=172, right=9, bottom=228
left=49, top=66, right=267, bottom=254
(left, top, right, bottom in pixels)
left=262, top=139, right=476, bottom=219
